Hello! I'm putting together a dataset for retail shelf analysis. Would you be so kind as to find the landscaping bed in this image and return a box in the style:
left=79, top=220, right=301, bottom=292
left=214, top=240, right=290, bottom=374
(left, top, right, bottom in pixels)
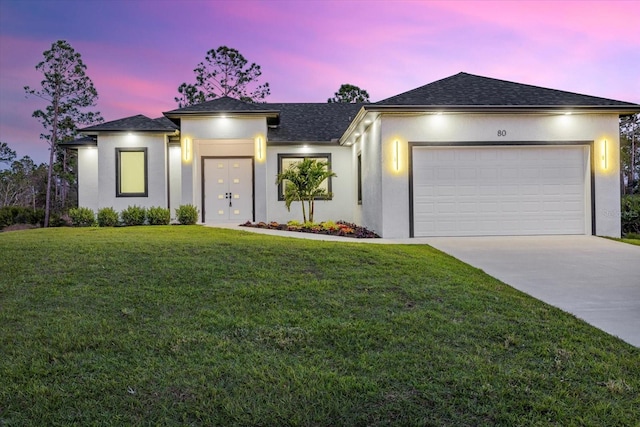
left=240, top=220, right=380, bottom=238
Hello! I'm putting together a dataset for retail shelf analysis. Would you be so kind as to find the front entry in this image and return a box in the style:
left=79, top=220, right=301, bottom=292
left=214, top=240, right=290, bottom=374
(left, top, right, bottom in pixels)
left=203, top=158, right=253, bottom=223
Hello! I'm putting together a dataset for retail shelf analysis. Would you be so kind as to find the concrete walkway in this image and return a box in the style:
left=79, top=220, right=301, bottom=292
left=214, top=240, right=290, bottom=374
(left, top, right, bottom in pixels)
left=211, top=225, right=640, bottom=347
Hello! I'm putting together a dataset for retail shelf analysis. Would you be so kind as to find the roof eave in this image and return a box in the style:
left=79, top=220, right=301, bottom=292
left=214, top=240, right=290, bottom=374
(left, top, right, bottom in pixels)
left=337, top=107, right=369, bottom=146
left=80, top=129, right=178, bottom=135
left=163, top=110, right=280, bottom=119
left=59, top=141, right=97, bottom=147
left=364, top=105, right=640, bottom=114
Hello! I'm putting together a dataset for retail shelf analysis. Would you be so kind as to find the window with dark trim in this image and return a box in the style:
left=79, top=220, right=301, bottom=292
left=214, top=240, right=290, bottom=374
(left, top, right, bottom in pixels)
left=277, top=153, right=332, bottom=201
left=116, top=147, right=148, bottom=197
left=357, top=152, right=362, bottom=205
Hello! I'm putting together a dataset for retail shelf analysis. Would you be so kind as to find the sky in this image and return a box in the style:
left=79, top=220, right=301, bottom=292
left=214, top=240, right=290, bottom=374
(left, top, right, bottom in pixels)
left=1, top=0, right=639, bottom=164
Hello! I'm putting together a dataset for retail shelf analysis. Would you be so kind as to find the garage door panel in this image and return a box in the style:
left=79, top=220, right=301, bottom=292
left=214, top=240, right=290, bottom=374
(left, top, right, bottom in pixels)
left=521, top=168, right=540, bottom=179
left=413, top=145, right=588, bottom=237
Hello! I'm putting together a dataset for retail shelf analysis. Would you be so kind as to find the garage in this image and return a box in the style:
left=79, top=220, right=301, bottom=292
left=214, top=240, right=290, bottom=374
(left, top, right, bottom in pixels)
left=412, top=145, right=590, bottom=237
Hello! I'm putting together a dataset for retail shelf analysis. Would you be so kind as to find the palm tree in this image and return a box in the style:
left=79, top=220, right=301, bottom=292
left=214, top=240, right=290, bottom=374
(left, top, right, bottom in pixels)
left=276, top=158, right=336, bottom=223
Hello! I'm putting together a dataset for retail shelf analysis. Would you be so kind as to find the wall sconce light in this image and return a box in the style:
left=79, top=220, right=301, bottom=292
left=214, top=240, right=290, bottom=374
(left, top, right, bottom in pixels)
left=601, top=139, right=607, bottom=169
left=183, top=138, right=191, bottom=162
left=394, top=140, right=400, bottom=171
left=257, top=137, right=263, bottom=160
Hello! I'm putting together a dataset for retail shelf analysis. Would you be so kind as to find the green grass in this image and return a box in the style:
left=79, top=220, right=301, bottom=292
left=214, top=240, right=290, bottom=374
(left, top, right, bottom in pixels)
left=1, top=226, right=638, bottom=426
left=621, top=238, right=640, bottom=246
left=607, top=235, right=640, bottom=246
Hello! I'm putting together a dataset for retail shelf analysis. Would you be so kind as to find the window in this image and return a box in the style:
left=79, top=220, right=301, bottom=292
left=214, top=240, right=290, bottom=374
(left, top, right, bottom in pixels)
left=277, top=153, right=332, bottom=201
left=116, top=148, right=148, bottom=197
left=357, top=152, right=362, bottom=205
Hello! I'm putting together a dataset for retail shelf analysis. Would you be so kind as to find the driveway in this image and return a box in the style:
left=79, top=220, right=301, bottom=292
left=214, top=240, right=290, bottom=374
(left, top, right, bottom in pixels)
left=423, top=236, right=640, bottom=347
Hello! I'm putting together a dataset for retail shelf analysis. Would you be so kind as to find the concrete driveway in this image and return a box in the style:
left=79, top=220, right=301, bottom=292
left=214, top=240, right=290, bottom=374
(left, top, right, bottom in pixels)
left=423, top=236, right=640, bottom=347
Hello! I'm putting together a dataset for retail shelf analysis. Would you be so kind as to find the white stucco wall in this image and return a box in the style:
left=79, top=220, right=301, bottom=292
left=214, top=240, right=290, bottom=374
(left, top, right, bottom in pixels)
left=375, top=113, right=621, bottom=238
left=168, top=144, right=182, bottom=220
left=77, top=147, right=99, bottom=212
left=180, top=117, right=267, bottom=221
left=265, top=144, right=355, bottom=224
left=95, top=133, right=168, bottom=212
left=356, top=118, right=383, bottom=235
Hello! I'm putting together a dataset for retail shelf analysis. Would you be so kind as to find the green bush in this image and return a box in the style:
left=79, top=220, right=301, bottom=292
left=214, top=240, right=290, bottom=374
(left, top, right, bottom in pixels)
left=69, top=207, right=95, bottom=227
left=0, top=206, right=37, bottom=228
left=1, top=206, right=37, bottom=228
left=97, top=207, right=119, bottom=227
left=0, top=207, right=64, bottom=229
left=147, top=206, right=171, bottom=225
left=621, top=195, right=640, bottom=235
left=120, top=205, right=147, bottom=226
left=321, top=220, right=339, bottom=231
left=175, top=204, right=199, bottom=225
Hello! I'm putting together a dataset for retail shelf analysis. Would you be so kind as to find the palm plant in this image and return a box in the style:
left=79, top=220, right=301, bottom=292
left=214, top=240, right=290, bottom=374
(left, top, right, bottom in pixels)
left=276, top=158, right=336, bottom=223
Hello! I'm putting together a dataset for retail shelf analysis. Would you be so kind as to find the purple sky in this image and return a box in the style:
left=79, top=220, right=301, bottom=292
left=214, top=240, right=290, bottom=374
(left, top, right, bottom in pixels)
left=1, top=0, right=639, bottom=164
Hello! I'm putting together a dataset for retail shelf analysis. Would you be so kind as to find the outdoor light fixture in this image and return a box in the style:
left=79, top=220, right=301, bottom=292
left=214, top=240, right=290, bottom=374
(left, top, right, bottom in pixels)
left=257, top=137, right=263, bottom=160
left=394, top=140, right=400, bottom=171
left=602, top=140, right=608, bottom=169
left=183, top=138, right=191, bottom=162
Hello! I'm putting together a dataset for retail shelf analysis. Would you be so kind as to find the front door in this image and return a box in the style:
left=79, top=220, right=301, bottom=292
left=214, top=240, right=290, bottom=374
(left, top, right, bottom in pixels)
left=203, top=158, right=253, bottom=223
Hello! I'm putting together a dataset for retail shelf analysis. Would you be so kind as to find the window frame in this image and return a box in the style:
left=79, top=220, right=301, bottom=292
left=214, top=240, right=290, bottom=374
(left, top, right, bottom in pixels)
left=277, top=153, right=332, bottom=201
left=116, top=147, right=148, bottom=197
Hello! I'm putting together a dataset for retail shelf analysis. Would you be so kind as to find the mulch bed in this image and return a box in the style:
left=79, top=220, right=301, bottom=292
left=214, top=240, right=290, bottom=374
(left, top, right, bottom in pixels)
left=240, top=220, right=380, bottom=238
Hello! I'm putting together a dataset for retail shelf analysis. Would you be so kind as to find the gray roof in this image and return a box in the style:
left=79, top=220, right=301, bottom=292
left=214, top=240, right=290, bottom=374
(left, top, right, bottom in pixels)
left=164, top=96, right=279, bottom=115
left=265, top=103, right=363, bottom=143
left=81, top=115, right=178, bottom=133
left=164, top=96, right=363, bottom=143
left=59, top=135, right=97, bottom=146
left=376, top=72, right=638, bottom=107
left=79, top=73, right=639, bottom=144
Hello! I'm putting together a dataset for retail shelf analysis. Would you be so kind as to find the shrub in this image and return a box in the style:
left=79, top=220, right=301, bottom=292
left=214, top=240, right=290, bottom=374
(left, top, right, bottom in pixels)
left=120, top=205, right=147, bottom=226
left=0, top=207, right=66, bottom=229
left=175, top=204, right=199, bottom=225
left=321, top=220, right=339, bottom=231
left=68, top=207, right=95, bottom=227
left=0, top=206, right=36, bottom=228
left=0, top=207, right=14, bottom=229
left=287, top=220, right=303, bottom=227
left=621, top=195, right=640, bottom=235
left=97, top=207, right=119, bottom=227
left=147, top=206, right=171, bottom=225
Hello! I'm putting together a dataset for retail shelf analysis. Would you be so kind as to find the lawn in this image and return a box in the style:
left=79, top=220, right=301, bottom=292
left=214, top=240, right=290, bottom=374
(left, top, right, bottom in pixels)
left=621, top=238, right=640, bottom=247
left=1, top=226, right=638, bottom=426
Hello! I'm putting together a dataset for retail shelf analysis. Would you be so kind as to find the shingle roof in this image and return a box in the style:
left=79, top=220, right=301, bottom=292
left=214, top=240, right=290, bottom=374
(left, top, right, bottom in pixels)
left=265, top=103, right=363, bottom=143
left=81, top=115, right=178, bottom=133
left=376, top=72, right=638, bottom=107
left=164, top=96, right=363, bottom=143
left=59, top=135, right=97, bottom=146
left=164, top=96, right=278, bottom=115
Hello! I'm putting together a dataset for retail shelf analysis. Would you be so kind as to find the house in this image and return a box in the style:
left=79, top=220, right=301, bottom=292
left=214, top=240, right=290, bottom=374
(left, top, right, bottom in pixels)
left=67, top=72, right=640, bottom=238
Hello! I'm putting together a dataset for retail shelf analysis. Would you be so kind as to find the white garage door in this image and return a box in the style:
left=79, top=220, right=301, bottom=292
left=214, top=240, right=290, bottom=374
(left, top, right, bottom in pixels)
left=412, top=145, right=589, bottom=237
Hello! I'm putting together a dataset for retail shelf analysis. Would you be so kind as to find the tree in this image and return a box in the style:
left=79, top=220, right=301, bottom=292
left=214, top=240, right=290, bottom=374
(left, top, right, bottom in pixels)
left=620, top=113, right=639, bottom=194
left=24, top=40, right=103, bottom=226
left=328, top=84, right=370, bottom=103
left=0, top=142, right=16, bottom=165
left=175, top=46, right=270, bottom=107
left=0, top=155, right=47, bottom=209
left=276, top=158, right=336, bottom=223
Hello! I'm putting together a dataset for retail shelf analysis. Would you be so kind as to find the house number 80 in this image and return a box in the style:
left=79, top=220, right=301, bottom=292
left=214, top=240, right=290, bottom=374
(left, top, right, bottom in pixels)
left=497, top=130, right=507, bottom=137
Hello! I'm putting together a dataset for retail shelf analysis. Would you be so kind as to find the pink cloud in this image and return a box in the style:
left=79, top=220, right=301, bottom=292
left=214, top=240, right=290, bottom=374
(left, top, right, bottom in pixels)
left=2, top=0, right=639, bottom=165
